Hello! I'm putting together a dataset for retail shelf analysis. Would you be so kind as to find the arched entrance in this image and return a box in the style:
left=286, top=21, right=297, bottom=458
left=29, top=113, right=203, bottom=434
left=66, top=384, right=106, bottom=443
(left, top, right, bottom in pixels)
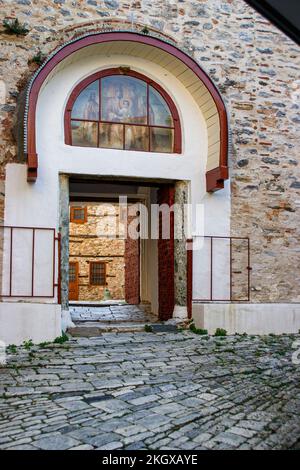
left=11, top=28, right=230, bottom=325
left=24, top=31, right=228, bottom=191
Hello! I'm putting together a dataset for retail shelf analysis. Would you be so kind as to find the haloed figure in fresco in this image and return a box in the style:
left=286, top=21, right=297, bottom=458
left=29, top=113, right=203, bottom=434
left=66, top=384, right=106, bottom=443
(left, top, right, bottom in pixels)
left=102, top=77, right=147, bottom=150
left=83, top=91, right=99, bottom=120
left=82, top=91, right=99, bottom=144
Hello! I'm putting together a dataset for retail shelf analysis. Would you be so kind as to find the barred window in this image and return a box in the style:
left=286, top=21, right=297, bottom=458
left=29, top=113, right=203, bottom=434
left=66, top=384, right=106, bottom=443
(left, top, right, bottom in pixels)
left=69, top=263, right=77, bottom=282
left=90, top=262, right=106, bottom=286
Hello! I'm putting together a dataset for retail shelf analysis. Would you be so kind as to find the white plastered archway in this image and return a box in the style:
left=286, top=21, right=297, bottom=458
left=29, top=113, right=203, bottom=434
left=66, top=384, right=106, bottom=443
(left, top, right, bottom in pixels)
left=3, top=43, right=230, bottom=316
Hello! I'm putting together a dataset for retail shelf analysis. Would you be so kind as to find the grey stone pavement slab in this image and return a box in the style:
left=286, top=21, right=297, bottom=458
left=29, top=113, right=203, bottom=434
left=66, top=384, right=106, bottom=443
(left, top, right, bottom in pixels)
left=69, top=304, right=157, bottom=324
left=68, top=305, right=159, bottom=335
left=0, top=331, right=299, bottom=450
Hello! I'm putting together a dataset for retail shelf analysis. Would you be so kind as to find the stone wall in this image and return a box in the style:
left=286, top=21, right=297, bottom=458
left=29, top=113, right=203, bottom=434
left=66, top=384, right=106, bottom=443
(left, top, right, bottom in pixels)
left=0, top=0, right=299, bottom=303
left=69, top=203, right=125, bottom=300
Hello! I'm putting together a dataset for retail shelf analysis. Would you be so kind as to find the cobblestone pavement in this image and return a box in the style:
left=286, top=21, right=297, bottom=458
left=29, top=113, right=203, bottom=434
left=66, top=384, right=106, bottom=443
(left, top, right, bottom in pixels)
left=0, top=332, right=299, bottom=450
left=69, top=304, right=156, bottom=323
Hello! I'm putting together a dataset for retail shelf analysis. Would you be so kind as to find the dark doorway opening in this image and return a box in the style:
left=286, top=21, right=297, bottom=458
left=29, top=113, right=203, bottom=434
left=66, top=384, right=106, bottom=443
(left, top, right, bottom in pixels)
left=67, top=176, right=175, bottom=321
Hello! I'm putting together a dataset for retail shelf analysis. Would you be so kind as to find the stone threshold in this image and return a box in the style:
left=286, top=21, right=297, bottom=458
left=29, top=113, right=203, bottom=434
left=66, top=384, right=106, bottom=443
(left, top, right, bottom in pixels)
left=69, top=300, right=126, bottom=307
left=68, top=322, right=178, bottom=336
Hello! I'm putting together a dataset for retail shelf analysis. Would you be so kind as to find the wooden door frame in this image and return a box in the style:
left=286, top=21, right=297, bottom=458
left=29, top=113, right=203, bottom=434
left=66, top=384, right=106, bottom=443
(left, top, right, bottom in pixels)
left=157, top=184, right=175, bottom=321
left=124, top=203, right=141, bottom=305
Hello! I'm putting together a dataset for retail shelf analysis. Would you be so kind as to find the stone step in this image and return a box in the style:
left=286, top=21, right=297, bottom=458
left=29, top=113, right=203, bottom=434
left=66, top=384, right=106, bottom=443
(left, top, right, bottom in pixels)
left=68, top=322, right=152, bottom=336
left=68, top=321, right=179, bottom=336
left=70, top=317, right=157, bottom=324
left=70, top=304, right=157, bottom=325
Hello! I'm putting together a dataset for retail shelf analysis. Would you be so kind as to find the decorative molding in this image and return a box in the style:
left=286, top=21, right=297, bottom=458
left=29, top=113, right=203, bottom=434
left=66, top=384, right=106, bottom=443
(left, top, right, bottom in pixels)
left=206, top=166, right=229, bottom=192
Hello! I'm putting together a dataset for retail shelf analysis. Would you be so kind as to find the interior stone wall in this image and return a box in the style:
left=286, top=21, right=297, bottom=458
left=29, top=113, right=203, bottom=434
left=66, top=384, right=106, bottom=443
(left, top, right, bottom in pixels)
left=0, top=0, right=299, bottom=303
left=69, top=202, right=125, bottom=300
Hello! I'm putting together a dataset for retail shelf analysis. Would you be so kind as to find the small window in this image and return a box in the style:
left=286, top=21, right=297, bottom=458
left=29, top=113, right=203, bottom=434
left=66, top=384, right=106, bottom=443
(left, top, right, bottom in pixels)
left=90, top=262, right=106, bottom=286
left=70, top=206, right=87, bottom=224
left=69, top=263, right=77, bottom=282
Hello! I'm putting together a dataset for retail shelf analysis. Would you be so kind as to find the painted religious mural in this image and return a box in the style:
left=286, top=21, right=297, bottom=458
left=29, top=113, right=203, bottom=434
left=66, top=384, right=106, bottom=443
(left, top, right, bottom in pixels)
left=70, top=75, right=174, bottom=153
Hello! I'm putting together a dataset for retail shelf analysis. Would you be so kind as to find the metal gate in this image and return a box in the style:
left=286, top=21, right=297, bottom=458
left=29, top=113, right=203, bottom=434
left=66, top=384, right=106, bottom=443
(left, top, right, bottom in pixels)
left=0, top=226, right=60, bottom=299
left=187, top=236, right=251, bottom=311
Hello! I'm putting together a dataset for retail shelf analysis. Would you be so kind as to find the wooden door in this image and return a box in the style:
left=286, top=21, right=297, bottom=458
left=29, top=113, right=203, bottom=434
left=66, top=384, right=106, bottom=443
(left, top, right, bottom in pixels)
left=69, top=261, right=79, bottom=301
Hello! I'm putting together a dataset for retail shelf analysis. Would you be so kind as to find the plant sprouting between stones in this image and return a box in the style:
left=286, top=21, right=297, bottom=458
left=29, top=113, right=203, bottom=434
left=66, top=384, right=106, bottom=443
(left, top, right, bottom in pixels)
left=3, top=18, right=29, bottom=36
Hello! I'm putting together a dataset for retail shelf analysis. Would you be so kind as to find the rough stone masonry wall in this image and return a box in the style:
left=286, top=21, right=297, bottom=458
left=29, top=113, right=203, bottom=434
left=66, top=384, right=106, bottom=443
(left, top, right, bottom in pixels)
left=69, top=203, right=125, bottom=300
left=0, top=0, right=299, bottom=303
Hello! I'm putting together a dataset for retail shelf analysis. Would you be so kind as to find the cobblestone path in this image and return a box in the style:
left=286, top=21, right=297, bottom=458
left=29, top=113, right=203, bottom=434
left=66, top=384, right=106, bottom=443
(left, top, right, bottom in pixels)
left=69, top=304, right=156, bottom=323
left=69, top=304, right=158, bottom=335
left=0, top=332, right=299, bottom=450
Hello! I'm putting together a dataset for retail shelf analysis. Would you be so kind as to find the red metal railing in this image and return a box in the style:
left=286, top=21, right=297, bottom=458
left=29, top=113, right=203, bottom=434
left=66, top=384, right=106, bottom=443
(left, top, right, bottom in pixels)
left=0, top=226, right=60, bottom=299
left=187, top=236, right=251, bottom=313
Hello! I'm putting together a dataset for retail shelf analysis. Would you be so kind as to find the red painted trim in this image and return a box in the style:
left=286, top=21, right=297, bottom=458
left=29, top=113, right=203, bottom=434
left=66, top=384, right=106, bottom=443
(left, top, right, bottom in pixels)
left=64, top=68, right=181, bottom=153
left=56, top=233, right=61, bottom=304
left=206, top=165, right=229, bottom=192
left=27, top=152, right=38, bottom=169
left=124, top=211, right=140, bottom=305
left=31, top=228, right=35, bottom=297
left=157, top=184, right=175, bottom=321
left=26, top=31, right=228, bottom=190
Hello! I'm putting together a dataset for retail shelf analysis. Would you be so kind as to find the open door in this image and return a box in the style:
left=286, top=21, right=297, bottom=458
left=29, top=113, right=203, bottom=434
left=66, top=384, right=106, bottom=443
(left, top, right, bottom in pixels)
left=157, top=185, right=175, bottom=321
left=69, top=261, right=79, bottom=301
